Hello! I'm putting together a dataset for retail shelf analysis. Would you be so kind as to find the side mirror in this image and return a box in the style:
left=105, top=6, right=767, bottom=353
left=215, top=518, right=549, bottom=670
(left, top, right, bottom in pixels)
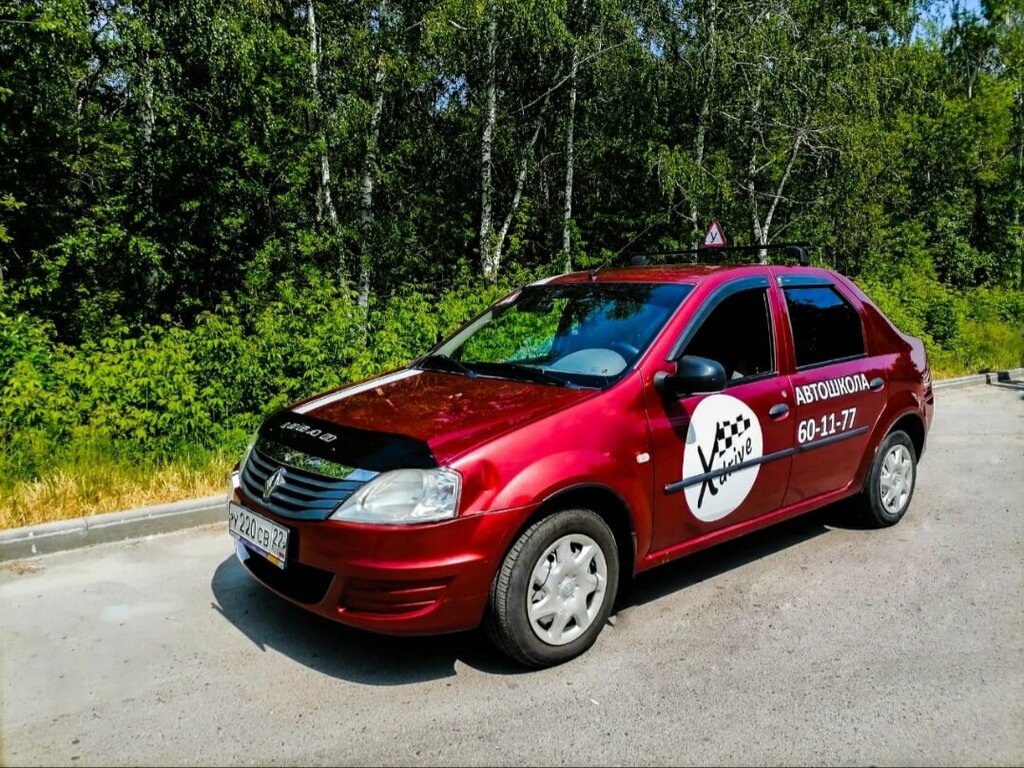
left=654, top=355, right=726, bottom=397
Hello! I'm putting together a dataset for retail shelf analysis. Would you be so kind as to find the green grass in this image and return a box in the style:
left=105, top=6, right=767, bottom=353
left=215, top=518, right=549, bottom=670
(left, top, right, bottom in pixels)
left=0, top=450, right=234, bottom=530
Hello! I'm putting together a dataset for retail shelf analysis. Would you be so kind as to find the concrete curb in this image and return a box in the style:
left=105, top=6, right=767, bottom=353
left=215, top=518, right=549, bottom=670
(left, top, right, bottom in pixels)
left=932, top=367, right=1024, bottom=391
left=0, top=494, right=226, bottom=562
left=2, top=367, right=1021, bottom=563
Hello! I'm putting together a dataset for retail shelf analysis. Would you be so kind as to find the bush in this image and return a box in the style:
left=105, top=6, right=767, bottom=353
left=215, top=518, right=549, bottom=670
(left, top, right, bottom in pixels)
left=857, top=268, right=1024, bottom=377
left=0, top=273, right=523, bottom=488
left=1, top=267, right=1020, bottom=497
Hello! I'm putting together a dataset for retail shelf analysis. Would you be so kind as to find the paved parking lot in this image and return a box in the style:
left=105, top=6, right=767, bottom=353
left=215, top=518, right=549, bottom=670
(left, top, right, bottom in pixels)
left=2, top=382, right=1022, bottom=766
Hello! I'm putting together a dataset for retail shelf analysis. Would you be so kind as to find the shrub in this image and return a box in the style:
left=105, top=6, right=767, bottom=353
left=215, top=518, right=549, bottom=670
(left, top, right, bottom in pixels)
left=2, top=267, right=1019, bottom=496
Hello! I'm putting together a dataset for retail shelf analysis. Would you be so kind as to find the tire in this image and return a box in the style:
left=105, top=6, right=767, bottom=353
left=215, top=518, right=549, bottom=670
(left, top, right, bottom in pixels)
left=484, top=508, right=619, bottom=668
left=859, top=430, right=917, bottom=527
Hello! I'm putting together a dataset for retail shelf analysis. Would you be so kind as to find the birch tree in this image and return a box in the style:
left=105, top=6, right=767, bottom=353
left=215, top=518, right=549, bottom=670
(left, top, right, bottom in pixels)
left=305, top=0, right=339, bottom=231
left=559, top=0, right=586, bottom=272
left=465, top=0, right=566, bottom=281
left=358, top=1, right=389, bottom=311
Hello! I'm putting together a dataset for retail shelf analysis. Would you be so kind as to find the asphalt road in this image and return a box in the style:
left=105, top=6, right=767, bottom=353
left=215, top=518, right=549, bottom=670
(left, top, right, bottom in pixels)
left=2, top=382, right=1022, bottom=767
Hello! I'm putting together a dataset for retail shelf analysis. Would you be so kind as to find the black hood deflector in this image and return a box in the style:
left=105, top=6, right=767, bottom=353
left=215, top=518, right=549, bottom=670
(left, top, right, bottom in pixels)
left=258, top=409, right=437, bottom=471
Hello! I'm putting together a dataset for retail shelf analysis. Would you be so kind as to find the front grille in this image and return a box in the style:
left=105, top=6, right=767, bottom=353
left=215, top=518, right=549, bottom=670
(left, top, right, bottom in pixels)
left=240, top=443, right=370, bottom=521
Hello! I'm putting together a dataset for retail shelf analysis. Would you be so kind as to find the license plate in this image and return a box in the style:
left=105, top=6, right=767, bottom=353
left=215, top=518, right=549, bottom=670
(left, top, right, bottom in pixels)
left=228, top=502, right=289, bottom=569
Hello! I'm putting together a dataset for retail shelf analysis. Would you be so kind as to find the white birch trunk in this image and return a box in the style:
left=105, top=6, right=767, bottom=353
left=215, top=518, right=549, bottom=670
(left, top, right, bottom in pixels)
left=495, top=111, right=546, bottom=261
left=690, top=92, right=708, bottom=246
left=307, top=0, right=338, bottom=229
left=1014, top=89, right=1023, bottom=287
left=689, top=1, right=714, bottom=246
left=491, top=87, right=553, bottom=274
left=137, top=30, right=157, bottom=305
left=560, top=0, right=586, bottom=273
left=560, top=57, right=577, bottom=273
left=746, top=113, right=767, bottom=262
left=762, top=132, right=802, bottom=247
left=479, top=10, right=499, bottom=281
left=358, top=49, right=386, bottom=311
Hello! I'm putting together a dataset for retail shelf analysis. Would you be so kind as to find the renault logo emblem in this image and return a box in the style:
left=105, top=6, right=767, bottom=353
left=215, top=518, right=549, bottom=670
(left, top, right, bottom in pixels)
left=263, top=467, right=286, bottom=501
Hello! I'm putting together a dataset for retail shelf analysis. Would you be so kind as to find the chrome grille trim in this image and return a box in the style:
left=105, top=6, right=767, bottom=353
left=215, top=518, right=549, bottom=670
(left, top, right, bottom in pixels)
left=241, top=441, right=377, bottom=521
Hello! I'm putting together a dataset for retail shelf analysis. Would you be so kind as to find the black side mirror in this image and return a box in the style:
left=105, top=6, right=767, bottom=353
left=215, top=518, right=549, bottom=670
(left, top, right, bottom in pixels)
left=654, top=355, right=726, bottom=397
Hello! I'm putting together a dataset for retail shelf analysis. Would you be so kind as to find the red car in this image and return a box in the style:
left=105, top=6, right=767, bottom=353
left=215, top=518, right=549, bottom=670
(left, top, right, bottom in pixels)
left=228, top=259, right=933, bottom=667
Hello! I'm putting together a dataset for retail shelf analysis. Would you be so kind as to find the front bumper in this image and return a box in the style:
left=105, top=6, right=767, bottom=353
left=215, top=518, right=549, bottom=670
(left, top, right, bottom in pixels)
left=230, top=490, right=535, bottom=635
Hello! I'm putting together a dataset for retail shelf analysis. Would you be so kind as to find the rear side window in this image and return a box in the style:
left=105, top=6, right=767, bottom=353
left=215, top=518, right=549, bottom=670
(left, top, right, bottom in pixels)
left=784, top=286, right=865, bottom=368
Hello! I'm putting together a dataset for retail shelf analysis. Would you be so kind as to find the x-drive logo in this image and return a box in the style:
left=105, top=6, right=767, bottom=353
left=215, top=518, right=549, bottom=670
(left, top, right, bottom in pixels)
left=682, top=394, right=764, bottom=522
left=263, top=467, right=286, bottom=501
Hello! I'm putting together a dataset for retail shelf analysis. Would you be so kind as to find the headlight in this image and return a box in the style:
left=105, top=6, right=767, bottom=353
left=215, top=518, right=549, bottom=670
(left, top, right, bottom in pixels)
left=330, top=468, right=462, bottom=525
left=230, top=434, right=258, bottom=493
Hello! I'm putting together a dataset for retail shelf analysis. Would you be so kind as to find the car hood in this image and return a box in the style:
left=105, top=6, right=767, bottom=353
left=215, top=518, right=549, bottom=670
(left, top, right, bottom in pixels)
left=284, top=368, right=598, bottom=466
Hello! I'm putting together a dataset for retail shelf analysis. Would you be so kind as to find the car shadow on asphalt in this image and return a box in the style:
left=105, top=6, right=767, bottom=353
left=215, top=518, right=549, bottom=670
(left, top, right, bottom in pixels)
left=620, top=502, right=859, bottom=610
left=210, top=501, right=864, bottom=686
left=210, top=554, right=524, bottom=684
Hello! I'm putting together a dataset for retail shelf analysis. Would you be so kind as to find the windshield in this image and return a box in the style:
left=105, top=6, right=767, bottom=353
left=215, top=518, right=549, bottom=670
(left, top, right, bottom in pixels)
left=423, top=282, right=692, bottom=388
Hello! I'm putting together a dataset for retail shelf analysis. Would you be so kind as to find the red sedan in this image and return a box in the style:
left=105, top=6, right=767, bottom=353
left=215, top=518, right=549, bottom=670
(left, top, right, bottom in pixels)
left=228, top=260, right=933, bottom=667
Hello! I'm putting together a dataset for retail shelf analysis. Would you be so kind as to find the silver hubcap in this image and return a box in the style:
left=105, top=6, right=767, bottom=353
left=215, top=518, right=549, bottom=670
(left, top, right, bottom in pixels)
left=880, top=444, right=913, bottom=514
left=527, top=533, right=608, bottom=646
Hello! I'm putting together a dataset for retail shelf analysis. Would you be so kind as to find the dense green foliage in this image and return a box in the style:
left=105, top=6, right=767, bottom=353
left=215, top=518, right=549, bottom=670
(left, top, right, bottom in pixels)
left=1, top=0, right=1022, bottom=493
left=0, top=276, right=515, bottom=481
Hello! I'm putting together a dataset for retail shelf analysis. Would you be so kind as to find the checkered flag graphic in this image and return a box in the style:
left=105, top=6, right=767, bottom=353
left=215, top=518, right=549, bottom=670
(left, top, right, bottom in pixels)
left=715, top=414, right=752, bottom=451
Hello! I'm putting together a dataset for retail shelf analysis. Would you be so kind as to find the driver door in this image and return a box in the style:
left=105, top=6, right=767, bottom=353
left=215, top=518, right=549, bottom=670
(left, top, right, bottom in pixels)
left=646, top=278, right=795, bottom=553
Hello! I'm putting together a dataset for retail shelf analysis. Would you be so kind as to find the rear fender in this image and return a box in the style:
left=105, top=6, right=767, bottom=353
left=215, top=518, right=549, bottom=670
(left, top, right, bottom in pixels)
left=853, top=392, right=926, bottom=491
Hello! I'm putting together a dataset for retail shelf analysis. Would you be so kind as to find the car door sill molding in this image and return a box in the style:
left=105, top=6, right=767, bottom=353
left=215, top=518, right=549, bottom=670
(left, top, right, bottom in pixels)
left=664, top=425, right=869, bottom=495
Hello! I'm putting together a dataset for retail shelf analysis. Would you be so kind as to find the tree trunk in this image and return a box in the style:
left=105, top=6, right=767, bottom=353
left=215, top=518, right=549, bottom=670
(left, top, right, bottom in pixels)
left=746, top=98, right=767, bottom=262
left=560, top=0, right=585, bottom=273
left=761, top=132, right=802, bottom=249
left=495, top=106, right=548, bottom=264
left=135, top=14, right=158, bottom=311
left=1014, top=88, right=1023, bottom=289
left=690, top=92, right=709, bottom=246
left=358, top=3, right=387, bottom=311
left=479, top=9, right=499, bottom=281
left=689, top=1, right=715, bottom=247
left=138, top=53, right=155, bottom=220
left=560, top=51, right=577, bottom=273
left=307, top=0, right=338, bottom=234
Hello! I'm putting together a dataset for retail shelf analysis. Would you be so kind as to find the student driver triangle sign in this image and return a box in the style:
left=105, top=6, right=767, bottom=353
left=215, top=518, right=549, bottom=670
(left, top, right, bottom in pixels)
left=703, top=220, right=727, bottom=249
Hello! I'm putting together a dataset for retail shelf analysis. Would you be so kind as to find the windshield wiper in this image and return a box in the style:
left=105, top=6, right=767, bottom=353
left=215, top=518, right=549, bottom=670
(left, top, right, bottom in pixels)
left=416, top=354, right=477, bottom=377
left=478, top=362, right=581, bottom=388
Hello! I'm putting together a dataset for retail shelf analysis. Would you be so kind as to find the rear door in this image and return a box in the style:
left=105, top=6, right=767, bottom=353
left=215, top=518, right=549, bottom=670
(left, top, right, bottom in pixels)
left=647, top=276, right=795, bottom=552
left=778, top=276, right=887, bottom=505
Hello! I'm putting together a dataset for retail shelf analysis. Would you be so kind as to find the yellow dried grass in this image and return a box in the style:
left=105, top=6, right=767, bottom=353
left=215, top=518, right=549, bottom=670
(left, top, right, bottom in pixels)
left=0, top=455, right=234, bottom=530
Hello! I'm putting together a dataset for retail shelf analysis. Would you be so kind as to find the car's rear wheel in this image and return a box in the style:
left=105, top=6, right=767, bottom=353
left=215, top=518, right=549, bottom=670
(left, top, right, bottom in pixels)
left=860, top=430, right=917, bottom=527
left=484, top=508, right=619, bottom=668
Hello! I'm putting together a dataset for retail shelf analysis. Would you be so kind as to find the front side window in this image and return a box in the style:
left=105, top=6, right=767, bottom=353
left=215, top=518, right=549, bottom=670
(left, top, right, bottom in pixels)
left=783, top=286, right=865, bottom=368
left=680, top=288, right=775, bottom=382
left=427, top=282, right=692, bottom=388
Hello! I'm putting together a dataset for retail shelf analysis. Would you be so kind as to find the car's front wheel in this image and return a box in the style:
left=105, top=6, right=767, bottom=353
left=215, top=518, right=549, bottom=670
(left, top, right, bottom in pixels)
left=860, top=429, right=917, bottom=527
left=484, top=508, right=619, bottom=668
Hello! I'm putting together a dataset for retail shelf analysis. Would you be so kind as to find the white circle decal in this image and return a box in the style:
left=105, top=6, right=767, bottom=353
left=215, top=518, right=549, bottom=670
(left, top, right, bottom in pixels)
left=682, top=394, right=764, bottom=522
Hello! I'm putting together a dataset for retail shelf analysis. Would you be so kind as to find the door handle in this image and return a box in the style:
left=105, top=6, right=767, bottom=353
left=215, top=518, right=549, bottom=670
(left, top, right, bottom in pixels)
left=768, top=403, right=789, bottom=419
left=869, top=376, right=884, bottom=392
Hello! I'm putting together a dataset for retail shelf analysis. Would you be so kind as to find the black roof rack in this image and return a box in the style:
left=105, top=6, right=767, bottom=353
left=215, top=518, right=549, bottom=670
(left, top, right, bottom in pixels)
left=629, top=242, right=813, bottom=267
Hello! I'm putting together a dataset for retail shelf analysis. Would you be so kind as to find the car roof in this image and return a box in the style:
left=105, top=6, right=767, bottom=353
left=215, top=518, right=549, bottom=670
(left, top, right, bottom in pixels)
left=538, top=262, right=839, bottom=286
